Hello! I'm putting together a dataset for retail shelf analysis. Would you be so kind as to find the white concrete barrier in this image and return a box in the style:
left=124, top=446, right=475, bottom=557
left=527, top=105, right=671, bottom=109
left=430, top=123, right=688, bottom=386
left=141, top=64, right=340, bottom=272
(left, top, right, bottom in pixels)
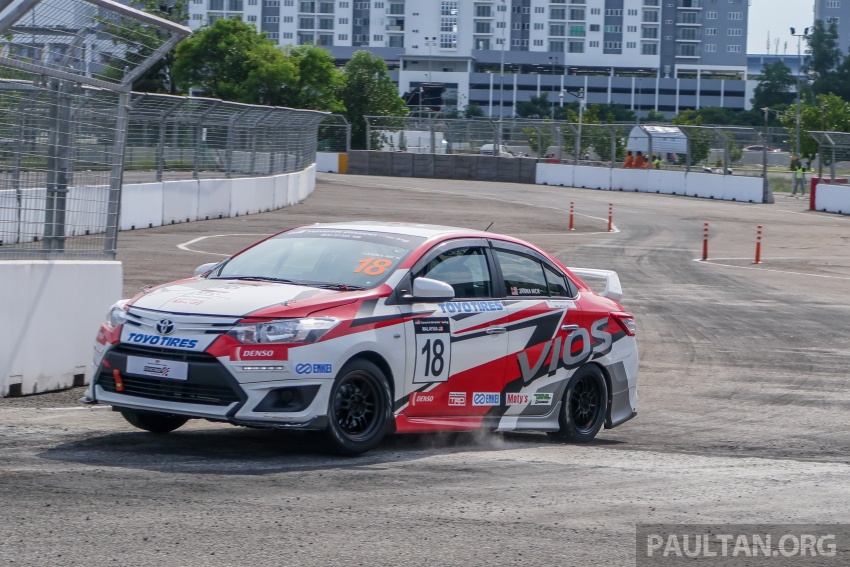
left=536, top=163, right=768, bottom=203
left=197, top=178, right=232, bottom=220
left=815, top=183, right=850, bottom=215
left=161, top=179, right=200, bottom=225
left=0, top=261, right=122, bottom=396
left=317, top=152, right=340, bottom=173
left=120, top=182, right=164, bottom=230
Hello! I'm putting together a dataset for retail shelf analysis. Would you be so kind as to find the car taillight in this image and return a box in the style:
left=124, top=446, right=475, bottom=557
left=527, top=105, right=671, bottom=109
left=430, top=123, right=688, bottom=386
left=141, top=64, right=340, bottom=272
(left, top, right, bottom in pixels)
left=611, top=312, right=636, bottom=336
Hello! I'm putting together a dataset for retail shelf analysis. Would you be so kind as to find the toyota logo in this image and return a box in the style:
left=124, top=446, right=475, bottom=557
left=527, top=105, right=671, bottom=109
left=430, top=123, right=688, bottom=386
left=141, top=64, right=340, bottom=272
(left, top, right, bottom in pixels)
left=156, top=319, right=175, bottom=335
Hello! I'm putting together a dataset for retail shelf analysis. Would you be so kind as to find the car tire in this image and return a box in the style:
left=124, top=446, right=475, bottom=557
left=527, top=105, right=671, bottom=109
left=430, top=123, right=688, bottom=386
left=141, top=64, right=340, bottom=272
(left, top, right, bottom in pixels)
left=322, top=359, right=392, bottom=456
left=119, top=408, right=190, bottom=434
left=552, top=365, right=608, bottom=443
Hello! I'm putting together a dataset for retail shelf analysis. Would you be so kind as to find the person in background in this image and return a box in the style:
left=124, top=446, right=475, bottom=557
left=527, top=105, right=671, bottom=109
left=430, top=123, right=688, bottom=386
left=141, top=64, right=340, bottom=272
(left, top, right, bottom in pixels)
left=634, top=151, right=647, bottom=169
left=791, top=164, right=806, bottom=197
left=653, top=154, right=662, bottom=169
left=624, top=150, right=635, bottom=169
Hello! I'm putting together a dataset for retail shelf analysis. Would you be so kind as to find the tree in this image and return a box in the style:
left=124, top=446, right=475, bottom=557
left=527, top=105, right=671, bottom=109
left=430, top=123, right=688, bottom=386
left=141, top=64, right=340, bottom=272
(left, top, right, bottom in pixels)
left=277, top=44, right=344, bottom=112
left=643, top=109, right=668, bottom=123
left=780, top=93, right=850, bottom=166
left=672, top=111, right=712, bottom=166
left=523, top=125, right=553, bottom=157
left=807, top=20, right=842, bottom=95
left=339, top=51, right=408, bottom=150
left=516, top=93, right=556, bottom=119
left=96, top=0, right=188, bottom=93
left=172, top=19, right=297, bottom=104
left=751, top=61, right=796, bottom=110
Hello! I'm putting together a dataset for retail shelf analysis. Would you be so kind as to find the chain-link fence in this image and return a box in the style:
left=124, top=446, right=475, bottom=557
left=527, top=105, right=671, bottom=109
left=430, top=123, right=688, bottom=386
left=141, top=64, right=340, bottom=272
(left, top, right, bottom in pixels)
left=362, top=115, right=802, bottom=175
left=0, top=0, right=190, bottom=259
left=807, top=131, right=850, bottom=182
left=317, top=114, right=350, bottom=153
left=125, top=94, right=325, bottom=182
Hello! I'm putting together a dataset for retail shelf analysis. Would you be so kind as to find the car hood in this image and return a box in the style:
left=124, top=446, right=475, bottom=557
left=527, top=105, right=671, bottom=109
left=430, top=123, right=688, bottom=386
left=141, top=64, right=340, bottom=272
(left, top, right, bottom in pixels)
left=127, top=278, right=357, bottom=317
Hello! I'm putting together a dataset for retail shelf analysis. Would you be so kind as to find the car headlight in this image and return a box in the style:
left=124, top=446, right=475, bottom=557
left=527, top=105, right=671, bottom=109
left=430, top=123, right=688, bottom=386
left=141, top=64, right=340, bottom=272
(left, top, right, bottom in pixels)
left=227, top=317, right=339, bottom=344
left=106, top=303, right=128, bottom=328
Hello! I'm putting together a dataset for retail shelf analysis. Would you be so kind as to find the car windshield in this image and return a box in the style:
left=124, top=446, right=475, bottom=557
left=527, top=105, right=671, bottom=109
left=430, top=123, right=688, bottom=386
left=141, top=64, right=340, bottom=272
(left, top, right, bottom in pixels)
left=211, top=228, right=425, bottom=289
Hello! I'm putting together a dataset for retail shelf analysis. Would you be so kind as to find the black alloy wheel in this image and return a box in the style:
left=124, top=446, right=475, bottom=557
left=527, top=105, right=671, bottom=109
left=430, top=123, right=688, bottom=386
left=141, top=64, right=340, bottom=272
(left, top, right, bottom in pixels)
left=553, top=365, right=608, bottom=442
left=322, top=359, right=391, bottom=456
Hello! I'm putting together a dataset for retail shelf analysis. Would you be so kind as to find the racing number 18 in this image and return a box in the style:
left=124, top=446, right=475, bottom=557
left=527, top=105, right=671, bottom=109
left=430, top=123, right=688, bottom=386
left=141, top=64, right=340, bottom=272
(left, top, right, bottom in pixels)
left=420, top=339, right=445, bottom=377
left=355, top=258, right=392, bottom=276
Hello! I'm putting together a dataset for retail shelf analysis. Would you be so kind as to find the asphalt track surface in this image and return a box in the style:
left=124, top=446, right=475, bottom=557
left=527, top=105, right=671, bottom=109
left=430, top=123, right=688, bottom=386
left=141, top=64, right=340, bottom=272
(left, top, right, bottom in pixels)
left=2, top=174, right=850, bottom=566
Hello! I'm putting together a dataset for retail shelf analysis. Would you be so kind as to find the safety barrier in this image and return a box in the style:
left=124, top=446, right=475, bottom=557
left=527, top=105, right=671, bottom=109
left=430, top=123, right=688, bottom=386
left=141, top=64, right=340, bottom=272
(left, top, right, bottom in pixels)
left=814, top=183, right=850, bottom=215
left=536, top=163, right=765, bottom=203
left=317, top=152, right=348, bottom=173
left=0, top=261, right=122, bottom=397
left=118, top=166, right=315, bottom=230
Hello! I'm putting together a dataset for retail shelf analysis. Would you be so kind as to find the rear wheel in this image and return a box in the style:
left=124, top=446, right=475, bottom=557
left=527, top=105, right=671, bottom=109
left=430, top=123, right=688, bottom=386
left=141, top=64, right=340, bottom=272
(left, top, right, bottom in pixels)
left=119, top=408, right=190, bottom=434
left=322, top=359, right=391, bottom=456
left=552, top=365, right=608, bottom=443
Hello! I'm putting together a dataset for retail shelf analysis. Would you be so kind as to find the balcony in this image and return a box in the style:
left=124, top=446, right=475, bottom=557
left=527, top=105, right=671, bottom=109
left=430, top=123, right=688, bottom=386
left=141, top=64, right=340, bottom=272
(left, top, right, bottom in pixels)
left=677, top=0, right=702, bottom=8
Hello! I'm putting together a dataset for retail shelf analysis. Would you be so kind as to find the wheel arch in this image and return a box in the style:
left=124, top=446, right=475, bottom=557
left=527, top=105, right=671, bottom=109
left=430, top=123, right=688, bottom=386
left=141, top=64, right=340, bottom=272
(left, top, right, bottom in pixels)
left=342, top=350, right=396, bottom=402
left=583, top=360, right=615, bottom=429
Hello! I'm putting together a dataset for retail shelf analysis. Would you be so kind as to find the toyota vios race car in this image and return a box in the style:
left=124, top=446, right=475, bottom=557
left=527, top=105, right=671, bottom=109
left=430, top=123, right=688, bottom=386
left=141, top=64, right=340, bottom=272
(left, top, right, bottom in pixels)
left=83, top=222, right=638, bottom=455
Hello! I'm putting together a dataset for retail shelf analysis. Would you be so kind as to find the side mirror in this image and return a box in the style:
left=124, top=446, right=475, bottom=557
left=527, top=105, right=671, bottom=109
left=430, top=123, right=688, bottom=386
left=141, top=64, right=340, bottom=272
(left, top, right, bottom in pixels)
left=411, top=277, right=455, bottom=301
left=194, top=262, right=220, bottom=277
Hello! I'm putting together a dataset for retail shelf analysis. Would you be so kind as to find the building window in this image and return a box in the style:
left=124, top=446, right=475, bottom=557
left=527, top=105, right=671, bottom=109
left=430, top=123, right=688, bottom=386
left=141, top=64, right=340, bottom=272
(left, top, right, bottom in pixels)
left=298, top=16, right=313, bottom=27
left=318, top=17, right=333, bottom=28
left=705, top=27, right=716, bottom=35
left=827, top=0, right=840, bottom=7
left=568, top=24, right=585, bottom=37
left=642, top=26, right=658, bottom=38
left=728, top=11, right=743, bottom=20
left=534, top=23, right=544, bottom=30
left=706, top=11, right=718, bottom=19
left=440, top=1, right=457, bottom=16
left=727, top=28, right=742, bottom=36
left=476, top=5, right=491, bottom=17
left=643, top=0, right=659, bottom=5
left=338, top=33, right=348, bottom=40
left=605, top=41, right=622, bottom=50
left=590, top=24, right=600, bottom=31
left=727, top=44, right=742, bottom=52
left=373, top=34, right=383, bottom=41
left=551, top=8, right=566, bottom=19
left=475, top=21, right=491, bottom=33
left=338, top=17, right=348, bottom=23
left=300, top=1, right=315, bottom=12
left=265, top=15, right=280, bottom=23
left=605, top=25, right=622, bottom=33
left=827, top=16, right=840, bottom=24
left=533, top=39, right=543, bottom=46
left=627, top=25, right=637, bottom=32
left=440, top=33, right=457, bottom=48
left=641, top=42, right=657, bottom=54
left=264, top=0, right=279, bottom=5
left=605, top=9, right=622, bottom=16
left=283, top=31, right=293, bottom=38
left=319, top=1, right=334, bottom=11
left=549, top=40, right=564, bottom=51
left=705, top=44, right=716, bottom=52
left=550, top=23, right=566, bottom=36
left=628, top=9, right=638, bottom=16
left=209, top=0, right=223, bottom=9
left=534, top=6, right=544, bottom=13
left=247, top=14, right=257, bottom=21
left=569, top=8, right=584, bottom=20
left=283, top=15, right=294, bottom=21
left=589, top=40, right=599, bottom=47
left=568, top=40, right=585, bottom=53
left=643, top=10, right=659, bottom=22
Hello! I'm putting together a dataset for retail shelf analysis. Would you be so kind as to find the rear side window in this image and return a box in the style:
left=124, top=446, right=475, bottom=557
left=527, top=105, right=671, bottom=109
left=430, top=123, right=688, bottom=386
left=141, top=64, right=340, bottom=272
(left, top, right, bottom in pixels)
left=544, top=264, right=573, bottom=297
left=495, top=250, right=548, bottom=297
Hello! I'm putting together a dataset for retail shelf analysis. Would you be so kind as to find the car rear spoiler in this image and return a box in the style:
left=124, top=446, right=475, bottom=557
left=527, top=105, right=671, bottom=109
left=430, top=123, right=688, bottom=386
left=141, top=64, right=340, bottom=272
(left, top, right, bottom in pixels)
left=568, top=268, right=623, bottom=302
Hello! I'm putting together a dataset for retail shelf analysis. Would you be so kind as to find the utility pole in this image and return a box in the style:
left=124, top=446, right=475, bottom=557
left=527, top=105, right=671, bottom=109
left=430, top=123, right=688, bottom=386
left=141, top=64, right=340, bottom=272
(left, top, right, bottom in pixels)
left=791, top=26, right=809, bottom=168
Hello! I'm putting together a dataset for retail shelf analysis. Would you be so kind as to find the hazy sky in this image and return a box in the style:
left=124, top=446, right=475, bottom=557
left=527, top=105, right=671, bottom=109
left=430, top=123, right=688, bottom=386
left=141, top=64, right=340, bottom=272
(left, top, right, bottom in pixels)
left=748, top=0, right=816, bottom=55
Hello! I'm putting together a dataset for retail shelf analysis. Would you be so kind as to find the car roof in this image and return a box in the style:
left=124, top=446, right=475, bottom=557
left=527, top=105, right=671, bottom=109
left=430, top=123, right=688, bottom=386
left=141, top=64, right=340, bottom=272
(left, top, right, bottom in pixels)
left=302, top=221, right=495, bottom=239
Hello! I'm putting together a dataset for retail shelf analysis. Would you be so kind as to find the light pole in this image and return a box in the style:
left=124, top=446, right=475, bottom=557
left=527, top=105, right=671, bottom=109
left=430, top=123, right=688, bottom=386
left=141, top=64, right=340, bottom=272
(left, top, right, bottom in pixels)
left=791, top=26, right=809, bottom=168
left=497, top=0, right=506, bottom=156
left=566, top=88, right=585, bottom=164
left=548, top=56, right=558, bottom=119
left=424, top=36, right=437, bottom=83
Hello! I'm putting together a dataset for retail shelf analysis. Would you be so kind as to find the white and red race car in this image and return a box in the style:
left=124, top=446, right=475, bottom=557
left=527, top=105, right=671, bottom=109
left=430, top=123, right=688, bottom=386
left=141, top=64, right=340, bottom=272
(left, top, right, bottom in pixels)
left=83, top=222, right=638, bottom=455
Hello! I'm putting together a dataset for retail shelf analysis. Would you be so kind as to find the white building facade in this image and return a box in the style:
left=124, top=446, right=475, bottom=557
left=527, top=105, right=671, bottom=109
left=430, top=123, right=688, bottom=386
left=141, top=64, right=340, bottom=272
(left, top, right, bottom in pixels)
left=188, top=0, right=753, bottom=115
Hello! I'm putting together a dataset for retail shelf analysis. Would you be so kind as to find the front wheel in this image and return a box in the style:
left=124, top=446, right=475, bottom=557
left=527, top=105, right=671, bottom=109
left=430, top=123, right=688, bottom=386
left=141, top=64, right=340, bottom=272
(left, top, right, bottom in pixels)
left=321, top=359, right=391, bottom=456
left=119, top=408, right=190, bottom=433
left=552, top=365, right=608, bottom=443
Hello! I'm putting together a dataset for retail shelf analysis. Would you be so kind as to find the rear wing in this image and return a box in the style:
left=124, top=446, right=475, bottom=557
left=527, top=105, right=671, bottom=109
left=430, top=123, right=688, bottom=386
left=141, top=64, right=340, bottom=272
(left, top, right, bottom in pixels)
left=568, top=268, right=623, bottom=302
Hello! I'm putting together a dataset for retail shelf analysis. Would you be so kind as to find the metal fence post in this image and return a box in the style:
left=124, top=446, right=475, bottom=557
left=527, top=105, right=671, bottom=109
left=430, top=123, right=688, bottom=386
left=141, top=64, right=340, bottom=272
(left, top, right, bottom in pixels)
left=366, top=117, right=372, bottom=151
left=156, top=97, right=184, bottom=182
left=193, top=101, right=220, bottom=180
left=104, top=90, right=132, bottom=256
left=43, top=79, right=74, bottom=253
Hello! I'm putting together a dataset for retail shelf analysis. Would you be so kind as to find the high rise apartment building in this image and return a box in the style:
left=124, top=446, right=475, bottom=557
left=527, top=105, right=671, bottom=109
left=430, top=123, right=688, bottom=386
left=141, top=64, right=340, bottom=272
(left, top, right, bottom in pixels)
left=188, top=0, right=753, bottom=115
left=815, top=0, right=849, bottom=55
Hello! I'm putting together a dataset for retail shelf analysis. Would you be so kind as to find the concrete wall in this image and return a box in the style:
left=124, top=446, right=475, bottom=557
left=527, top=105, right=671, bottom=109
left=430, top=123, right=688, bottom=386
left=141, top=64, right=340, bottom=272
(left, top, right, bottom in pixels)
left=346, top=151, right=537, bottom=184
left=0, top=261, right=122, bottom=396
left=814, top=183, right=850, bottom=215
left=537, top=164, right=766, bottom=204
left=119, top=165, right=317, bottom=231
